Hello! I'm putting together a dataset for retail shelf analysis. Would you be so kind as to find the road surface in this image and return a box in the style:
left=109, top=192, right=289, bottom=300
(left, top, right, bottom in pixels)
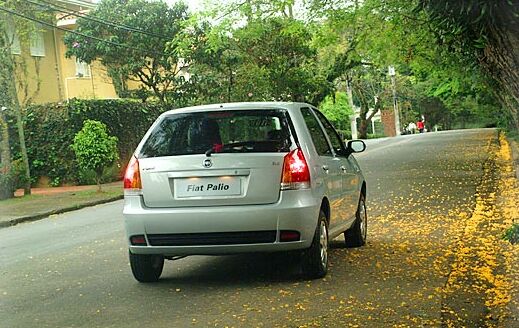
left=0, top=129, right=512, bottom=327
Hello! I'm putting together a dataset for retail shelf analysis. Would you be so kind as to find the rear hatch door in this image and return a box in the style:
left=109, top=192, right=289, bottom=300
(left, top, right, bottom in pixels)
left=137, top=109, right=295, bottom=208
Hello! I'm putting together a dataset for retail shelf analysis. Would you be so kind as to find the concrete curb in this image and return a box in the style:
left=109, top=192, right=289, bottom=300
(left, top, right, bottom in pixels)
left=504, top=136, right=519, bottom=325
left=0, top=195, right=123, bottom=229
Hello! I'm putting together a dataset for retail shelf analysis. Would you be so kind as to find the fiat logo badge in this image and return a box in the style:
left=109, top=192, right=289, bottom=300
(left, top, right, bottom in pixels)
left=203, top=159, right=212, bottom=168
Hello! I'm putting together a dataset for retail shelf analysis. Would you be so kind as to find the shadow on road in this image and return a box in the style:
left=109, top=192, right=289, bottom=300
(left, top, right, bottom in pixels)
left=151, top=240, right=356, bottom=286
left=157, top=253, right=302, bottom=285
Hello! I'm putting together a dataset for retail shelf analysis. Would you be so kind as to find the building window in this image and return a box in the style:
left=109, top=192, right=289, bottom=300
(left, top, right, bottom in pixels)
left=6, top=22, right=21, bottom=55
left=75, top=59, right=91, bottom=77
left=30, top=26, right=45, bottom=57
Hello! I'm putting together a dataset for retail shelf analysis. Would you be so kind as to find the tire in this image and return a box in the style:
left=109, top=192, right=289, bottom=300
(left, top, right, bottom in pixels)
left=302, top=210, right=328, bottom=279
left=129, top=251, right=164, bottom=283
left=344, top=193, right=367, bottom=247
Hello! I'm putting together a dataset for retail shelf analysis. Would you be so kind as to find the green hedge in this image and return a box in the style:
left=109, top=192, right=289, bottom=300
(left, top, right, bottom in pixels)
left=23, top=99, right=169, bottom=185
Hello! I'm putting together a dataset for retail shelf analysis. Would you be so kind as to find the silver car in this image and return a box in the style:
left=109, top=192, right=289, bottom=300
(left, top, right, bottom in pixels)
left=123, top=102, right=367, bottom=282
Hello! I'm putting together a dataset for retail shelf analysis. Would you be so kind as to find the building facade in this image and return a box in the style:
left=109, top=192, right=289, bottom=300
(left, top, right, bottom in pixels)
left=7, top=0, right=118, bottom=106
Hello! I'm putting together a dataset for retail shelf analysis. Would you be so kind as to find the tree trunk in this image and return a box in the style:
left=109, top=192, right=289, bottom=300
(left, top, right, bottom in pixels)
left=7, top=67, right=31, bottom=195
left=479, top=2, right=519, bottom=131
left=346, top=76, right=355, bottom=109
left=107, top=67, right=129, bottom=98
left=358, top=101, right=370, bottom=139
left=0, top=21, right=14, bottom=199
left=287, top=3, right=293, bottom=18
left=358, top=116, right=369, bottom=139
left=0, top=110, right=13, bottom=200
left=494, top=91, right=519, bottom=131
left=227, top=67, right=234, bottom=103
left=0, top=112, right=11, bottom=170
left=96, top=167, right=103, bottom=192
left=0, top=23, right=32, bottom=196
left=356, top=88, right=380, bottom=139
left=1, top=26, right=31, bottom=196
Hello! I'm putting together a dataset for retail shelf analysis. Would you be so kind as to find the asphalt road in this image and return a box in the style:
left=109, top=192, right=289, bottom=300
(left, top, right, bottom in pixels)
left=0, top=129, right=502, bottom=327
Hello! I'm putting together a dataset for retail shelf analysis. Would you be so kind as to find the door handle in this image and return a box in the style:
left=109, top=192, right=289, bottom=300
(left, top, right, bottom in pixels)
left=340, top=166, right=347, bottom=172
left=322, top=165, right=329, bottom=172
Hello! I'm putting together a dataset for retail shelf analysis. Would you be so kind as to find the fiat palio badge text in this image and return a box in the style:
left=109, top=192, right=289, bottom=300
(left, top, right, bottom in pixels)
left=186, top=183, right=230, bottom=192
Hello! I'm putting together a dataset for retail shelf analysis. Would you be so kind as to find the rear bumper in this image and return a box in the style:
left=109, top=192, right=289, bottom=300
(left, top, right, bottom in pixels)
left=123, top=190, right=320, bottom=256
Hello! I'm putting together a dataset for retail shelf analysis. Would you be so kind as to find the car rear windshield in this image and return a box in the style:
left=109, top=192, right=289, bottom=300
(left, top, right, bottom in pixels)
left=139, top=109, right=294, bottom=158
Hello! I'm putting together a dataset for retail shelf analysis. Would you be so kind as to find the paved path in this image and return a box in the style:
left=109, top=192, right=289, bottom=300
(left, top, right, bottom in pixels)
left=14, top=181, right=122, bottom=197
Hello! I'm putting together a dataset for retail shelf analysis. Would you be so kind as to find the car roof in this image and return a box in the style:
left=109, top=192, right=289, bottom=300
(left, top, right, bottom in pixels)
left=161, top=102, right=314, bottom=116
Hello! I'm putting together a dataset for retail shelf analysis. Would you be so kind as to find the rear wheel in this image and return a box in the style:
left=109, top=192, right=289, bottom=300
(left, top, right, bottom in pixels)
left=302, top=210, right=328, bottom=279
left=344, top=193, right=367, bottom=247
left=129, top=251, right=164, bottom=283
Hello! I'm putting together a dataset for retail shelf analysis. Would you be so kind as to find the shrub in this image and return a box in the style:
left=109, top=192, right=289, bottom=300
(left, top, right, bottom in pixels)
left=11, top=159, right=29, bottom=189
left=71, top=120, right=119, bottom=191
left=78, top=162, right=121, bottom=185
left=21, top=99, right=168, bottom=185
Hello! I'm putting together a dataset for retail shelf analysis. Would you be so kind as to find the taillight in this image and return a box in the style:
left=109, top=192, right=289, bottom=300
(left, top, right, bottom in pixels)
left=280, top=230, right=300, bottom=242
left=281, top=148, right=310, bottom=190
left=130, top=235, right=147, bottom=246
left=124, top=156, right=142, bottom=192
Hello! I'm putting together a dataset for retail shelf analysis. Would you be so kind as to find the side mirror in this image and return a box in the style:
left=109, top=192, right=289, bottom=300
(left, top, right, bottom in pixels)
left=344, top=140, right=366, bottom=156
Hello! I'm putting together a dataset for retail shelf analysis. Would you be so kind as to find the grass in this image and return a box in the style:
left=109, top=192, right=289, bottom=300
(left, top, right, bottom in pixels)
left=506, top=130, right=519, bottom=143
left=503, top=224, right=519, bottom=244
left=0, top=184, right=122, bottom=222
left=503, top=130, right=519, bottom=244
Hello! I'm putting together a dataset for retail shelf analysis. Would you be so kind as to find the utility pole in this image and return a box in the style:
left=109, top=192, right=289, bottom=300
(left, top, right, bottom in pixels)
left=346, top=75, right=358, bottom=139
left=388, top=66, right=401, bottom=136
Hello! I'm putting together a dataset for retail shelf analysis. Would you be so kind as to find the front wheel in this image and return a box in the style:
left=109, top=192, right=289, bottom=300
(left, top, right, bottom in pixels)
left=344, top=193, right=367, bottom=247
left=129, top=251, right=164, bottom=283
left=302, top=210, right=328, bottom=279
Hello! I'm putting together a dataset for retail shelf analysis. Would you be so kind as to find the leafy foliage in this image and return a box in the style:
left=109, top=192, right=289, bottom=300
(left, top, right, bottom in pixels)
left=3, top=0, right=516, bottom=193
left=185, top=17, right=323, bottom=104
left=22, top=99, right=168, bottom=185
left=319, top=92, right=353, bottom=133
left=71, top=120, right=118, bottom=190
left=418, top=0, right=519, bottom=130
left=503, top=223, right=519, bottom=244
left=61, top=0, right=517, bottom=135
left=233, top=18, right=322, bottom=102
left=0, top=0, right=54, bottom=197
left=64, top=0, right=190, bottom=103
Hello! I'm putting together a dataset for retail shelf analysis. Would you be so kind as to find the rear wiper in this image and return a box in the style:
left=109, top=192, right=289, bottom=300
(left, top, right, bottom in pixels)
left=205, top=143, right=223, bottom=157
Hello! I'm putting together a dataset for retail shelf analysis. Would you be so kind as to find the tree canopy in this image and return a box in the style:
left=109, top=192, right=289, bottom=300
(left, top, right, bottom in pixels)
left=64, top=0, right=190, bottom=104
left=418, top=0, right=519, bottom=130
left=1, top=0, right=515, bottom=137
left=29, top=0, right=519, bottom=134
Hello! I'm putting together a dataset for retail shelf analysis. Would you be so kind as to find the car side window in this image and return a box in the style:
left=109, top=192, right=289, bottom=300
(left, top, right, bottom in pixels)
left=313, top=109, right=346, bottom=155
left=300, top=107, right=332, bottom=156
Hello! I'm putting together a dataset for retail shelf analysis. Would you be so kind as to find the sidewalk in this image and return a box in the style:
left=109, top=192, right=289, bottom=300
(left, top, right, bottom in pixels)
left=0, top=181, right=123, bottom=228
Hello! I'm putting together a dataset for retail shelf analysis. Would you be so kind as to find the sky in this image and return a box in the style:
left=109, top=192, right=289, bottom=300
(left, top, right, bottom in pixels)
left=167, top=0, right=204, bottom=12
